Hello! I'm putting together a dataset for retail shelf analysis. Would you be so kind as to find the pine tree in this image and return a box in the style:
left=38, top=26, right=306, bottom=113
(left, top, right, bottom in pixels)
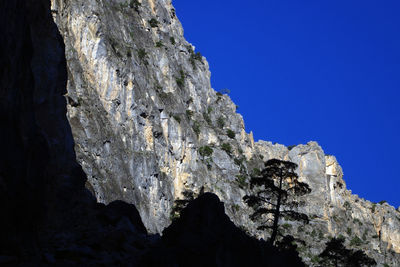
left=243, top=159, right=311, bottom=245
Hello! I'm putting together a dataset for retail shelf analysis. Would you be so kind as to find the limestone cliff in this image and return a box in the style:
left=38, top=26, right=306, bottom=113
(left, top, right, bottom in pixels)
left=50, top=0, right=400, bottom=265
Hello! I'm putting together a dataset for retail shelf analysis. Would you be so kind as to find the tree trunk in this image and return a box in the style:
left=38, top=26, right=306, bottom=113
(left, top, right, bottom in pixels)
left=269, top=176, right=283, bottom=245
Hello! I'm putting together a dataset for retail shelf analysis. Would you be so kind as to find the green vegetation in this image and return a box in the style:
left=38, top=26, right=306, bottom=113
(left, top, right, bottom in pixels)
left=344, top=201, right=352, bottom=211
left=318, top=231, right=324, bottom=240
left=378, top=200, right=387, bottom=205
left=252, top=168, right=261, bottom=176
left=347, top=227, right=352, bottom=236
left=310, top=229, right=317, bottom=237
left=207, top=106, right=213, bottom=113
left=172, top=115, right=181, bottom=123
left=235, top=174, right=248, bottom=189
left=170, top=37, right=176, bottom=45
left=176, top=70, right=185, bottom=88
left=198, top=146, right=213, bottom=158
left=287, top=145, right=296, bottom=150
left=137, top=48, right=147, bottom=62
left=170, top=190, right=194, bottom=221
left=186, top=109, right=194, bottom=119
left=148, top=18, right=159, bottom=27
left=232, top=204, right=240, bottom=212
left=319, top=238, right=376, bottom=267
left=371, top=203, right=376, bottom=213
left=129, top=0, right=141, bottom=11
left=155, top=41, right=163, bottom=48
left=217, top=116, right=225, bottom=129
left=353, top=218, right=362, bottom=226
left=203, top=112, right=211, bottom=125
left=243, top=159, right=311, bottom=245
left=362, top=229, right=368, bottom=241
left=221, top=143, right=232, bottom=155
left=310, top=255, right=321, bottom=264
left=192, top=121, right=201, bottom=136
left=281, top=223, right=292, bottom=231
left=186, top=45, right=202, bottom=68
left=226, top=129, right=235, bottom=139
left=350, top=236, right=363, bottom=247
left=234, top=157, right=244, bottom=166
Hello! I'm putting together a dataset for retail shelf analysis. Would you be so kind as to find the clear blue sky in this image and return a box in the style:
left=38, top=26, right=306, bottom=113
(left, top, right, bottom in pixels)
left=172, top=0, right=400, bottom=208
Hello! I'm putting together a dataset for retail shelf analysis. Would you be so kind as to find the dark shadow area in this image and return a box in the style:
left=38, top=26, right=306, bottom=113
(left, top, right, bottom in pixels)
left=142, top=193, right=304, bottom=267
left=0, top=1, right=304, bottom=266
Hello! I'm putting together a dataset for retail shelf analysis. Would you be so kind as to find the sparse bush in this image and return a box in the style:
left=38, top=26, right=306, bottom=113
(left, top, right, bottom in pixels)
left=252, top=168, right=261, bottom=176
left=186, top=109, right=194, bottom=119
left=282, top=223, right=292, bottom=230
left=176, top=70, right=185, bottom=88
left=203, top=112, right=211, bottom=125
left=347, top=227, right=352, bottom=236
left=371, top=203, right=376, bottom=213
left=137, top=48, right=147, bottom=63
left=172, top=115, right=181, bottom=123
left=192, top=121, right=201, bottom=136
left=198, top=146, right=213, bottom=158
left=207, top=106, right=213, bottom=113
left=232, top=204, right=240, bottom=212
left=311, top=255, right=321, bottom=264
left=227, top=129, right=235, bottom=139
left=234, top=157, right=244, bottom=166
left=148, top=18, right=159, bottom=27
left=362, top=230, right=368, bottom=241
left=287, top=145, right=296, bottom=150
left=129, top=0, right=141, bottom=11
left=221, top=143, right=232, bottom=155
left=236, top=174, right=248, bottom=189
left=344, top=201, right=352, bottom=211
left=155, top=41, right=163, bottom=48
left=350, top=236, right=363, bottom=247
left=353, top=218, right=362, bottom=226
left=378, top=200, right=387, bottom=205
left=170, top=37, right=176, bottom=45
left=217, top=116, right=225, bottom=129
left=318, top=231, right=324, bottom=239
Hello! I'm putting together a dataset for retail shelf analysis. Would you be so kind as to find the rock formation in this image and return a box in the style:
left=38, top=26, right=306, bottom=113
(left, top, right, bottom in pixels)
left=5, top=0, right=398, bottom=265
left=1, top=1, right=305, bottom=266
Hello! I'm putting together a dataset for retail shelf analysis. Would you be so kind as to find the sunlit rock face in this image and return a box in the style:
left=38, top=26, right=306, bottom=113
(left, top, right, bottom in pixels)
left=50, top=0, right=399, bottom=265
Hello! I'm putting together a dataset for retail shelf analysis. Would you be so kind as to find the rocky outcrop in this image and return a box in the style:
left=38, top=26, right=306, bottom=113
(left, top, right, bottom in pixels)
left=49, top=0, right=400, bottom=266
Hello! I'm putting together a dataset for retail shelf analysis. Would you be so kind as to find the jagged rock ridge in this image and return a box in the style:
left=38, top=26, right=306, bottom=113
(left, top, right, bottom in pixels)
left=50, top=0, right=400, bottom=265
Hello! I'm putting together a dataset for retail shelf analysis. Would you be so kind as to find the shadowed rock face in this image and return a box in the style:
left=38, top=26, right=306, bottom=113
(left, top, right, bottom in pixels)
left=0, top=0, right=84, bottom=257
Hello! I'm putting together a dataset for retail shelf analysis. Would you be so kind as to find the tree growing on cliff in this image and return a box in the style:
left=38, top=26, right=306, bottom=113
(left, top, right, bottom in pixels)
left=318, top=237, right=376, bottom=267
left=243, top=159, right=311, bottom=245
